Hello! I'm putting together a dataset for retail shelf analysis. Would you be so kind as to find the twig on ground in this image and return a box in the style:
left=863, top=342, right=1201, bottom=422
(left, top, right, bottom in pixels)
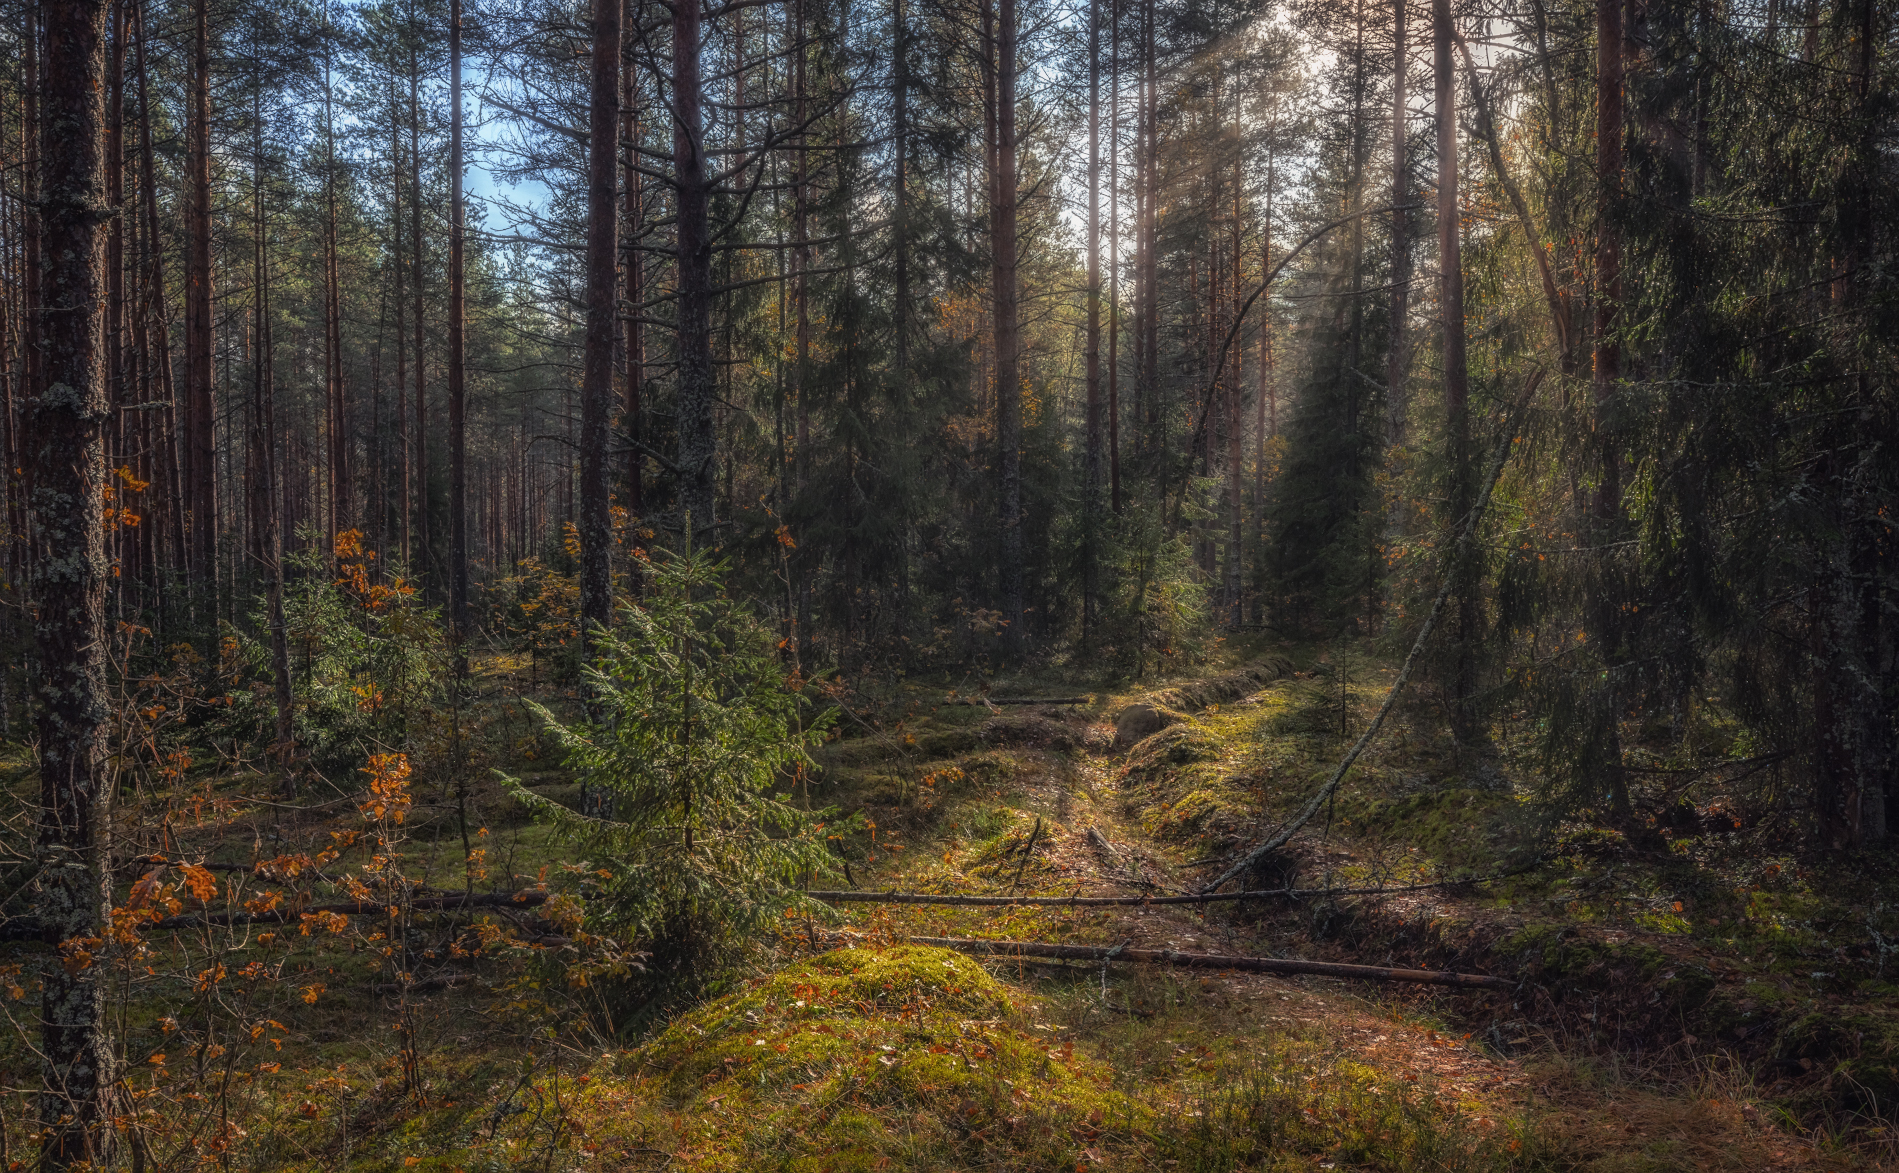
left=916, top=936, right=1513, bottom=989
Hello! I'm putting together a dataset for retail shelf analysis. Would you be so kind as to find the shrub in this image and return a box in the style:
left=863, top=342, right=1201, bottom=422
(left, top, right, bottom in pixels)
left=508, top=539, right=849, bottom=1005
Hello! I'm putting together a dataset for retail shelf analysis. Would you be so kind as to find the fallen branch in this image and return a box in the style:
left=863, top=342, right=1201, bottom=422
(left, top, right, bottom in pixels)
left=807, top=868, right=1530, bottom=908
left=946, top=697, right=1089, bottom=706
left=912, top=936, right=1513, bottom=990
left=374, top=972, right=479, bottom=996
left=1011, top=818, right=1044, bottom=892
left=1202, top=370, right=1544, bottom=896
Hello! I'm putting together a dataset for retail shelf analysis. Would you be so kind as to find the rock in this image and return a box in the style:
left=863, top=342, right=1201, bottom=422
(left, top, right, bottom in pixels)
left=1113, top=702, right=1181, bottom=749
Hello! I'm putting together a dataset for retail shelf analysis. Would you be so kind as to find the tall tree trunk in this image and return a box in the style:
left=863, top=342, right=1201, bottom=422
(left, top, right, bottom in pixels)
left=323, top=26, right=345, bottom=557
left=892, top=0, right=909, bottom=376
left=622, top=33, right=643, bottom=516
left=792, top=0, right=809, bottom=497
left=1083, top=0, right=1101, bottom=644
left=1140, top=0, right=1158, bottom=453
left=410, top=42, right=427, bottom=574
left=1107, top=0, right=1121, bottom=515
left=1590, top=0, right=1633, bottom=819
left=134, top=0, right=183, bottom=587
left=1387, top=0, right=1409, bottom=448
left=391, top=82, right=408, bottom=570
left=186, top=0, right=215, bottom=597
left=673, top=0, right=716, bottom=537
left=578, top=0, right=620, bottom=819
left=1434, top=0, right=1475, bottom=740
left=993, top=0, right=1022, bottom=652
left=32, top=0, right=116, bottom=1161
left=1224, top=142, right=1242, bottom=628
left=107, top=0, right=124, bottom=618
left=252, top=103, right=292, bottom=773
left=449, top=0, right=469, bottom=644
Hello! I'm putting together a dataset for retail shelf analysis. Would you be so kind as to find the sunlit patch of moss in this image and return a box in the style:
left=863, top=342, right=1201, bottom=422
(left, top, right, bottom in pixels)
left=578, top=946, right=1144, bottom=1172
left=1120, top=721, right=1223, bottom=787
left=558, top=945, right=1533, bottom=1173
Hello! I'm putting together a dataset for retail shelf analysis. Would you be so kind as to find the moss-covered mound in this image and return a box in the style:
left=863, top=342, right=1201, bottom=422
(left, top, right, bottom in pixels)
left=1142, top=658, right=1293, bottom=713
left=1116, top=722, right=1264, bottom=844
left=572, top=946, right=1145, bottom=1172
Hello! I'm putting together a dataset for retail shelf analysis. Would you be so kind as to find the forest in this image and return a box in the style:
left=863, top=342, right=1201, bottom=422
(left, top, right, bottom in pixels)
left=1, top=0, right=1896, bottom=1163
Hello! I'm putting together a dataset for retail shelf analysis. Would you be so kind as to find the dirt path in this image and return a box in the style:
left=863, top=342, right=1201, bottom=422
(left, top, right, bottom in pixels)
left=936, top=726, right=1854, bottom=1172
left=988, top=754, right=1539, bottom=1119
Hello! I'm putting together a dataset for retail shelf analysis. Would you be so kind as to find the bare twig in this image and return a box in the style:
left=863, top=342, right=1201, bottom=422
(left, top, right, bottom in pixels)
left=912, top=937, right=1513, bottom=990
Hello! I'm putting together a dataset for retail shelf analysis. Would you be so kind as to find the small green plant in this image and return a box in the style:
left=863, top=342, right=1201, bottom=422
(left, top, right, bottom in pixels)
left=224, top=528, right=448, bottom=778
left=507, top=537, right=847, bottom=1005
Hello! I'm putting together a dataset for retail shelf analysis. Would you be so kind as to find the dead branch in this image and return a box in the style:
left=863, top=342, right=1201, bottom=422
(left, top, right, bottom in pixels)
left=911, top=936, right=1513, bottom=990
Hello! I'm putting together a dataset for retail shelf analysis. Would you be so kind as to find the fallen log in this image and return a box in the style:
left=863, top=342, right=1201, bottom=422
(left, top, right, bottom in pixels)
left=910, top=936, right=1513, bottom=990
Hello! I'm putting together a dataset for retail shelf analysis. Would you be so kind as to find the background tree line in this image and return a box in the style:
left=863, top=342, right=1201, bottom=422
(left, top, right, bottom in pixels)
left=3, top=0, right=1896, bottom=1156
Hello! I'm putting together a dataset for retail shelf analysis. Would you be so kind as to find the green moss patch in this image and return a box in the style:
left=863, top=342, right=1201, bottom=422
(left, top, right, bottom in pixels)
left=576, top=945, right=1144, bottom=1172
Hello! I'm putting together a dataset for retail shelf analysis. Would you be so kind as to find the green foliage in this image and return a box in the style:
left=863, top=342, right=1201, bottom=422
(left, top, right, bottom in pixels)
left=1110, top=509, right=1214, bottom=676
left=227, top=530, right=448, bottom=776
left=508, top=541, right=848, bottom=999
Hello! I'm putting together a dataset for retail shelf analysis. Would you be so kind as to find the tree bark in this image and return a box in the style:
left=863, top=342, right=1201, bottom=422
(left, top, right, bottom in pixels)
left=1140, top=0, right=1159, bottom=453
left=32, top=0, right=117, bottom=1160
left=186, top=0, right=215, bottom=596
left=323, top=25, right=346, bottom=557
left=410, top=41, right=427, bottom=574
left=1083, top=0, right=1102, bottom=644
left=1434, top=0, right=1475, bottom=741
left=391, top=82, right=408, bottom=570
left=1387, top=0, right=1409, bottom=446
left=674, top=0, right=716, bottom=537
left=106, top=0, right=124, bottom=609
left=993, top=0, right=1022, bottom=653
left=1224, top=143, right=1242, bottom=628
left=449, top=0, right=469, bottom=644
left=133, top=0, right=184, bottom=587
left=579, top=0, right=620, bottom=820
left=1107, top=0, right=1121, bottom=515
left=1590, top=0, right=1632, bottom=820
left=892, top=0, right=910, bottom=376
left=622, top=30, right=643, bottom=516
left=253, top=107, right=293, bottom=774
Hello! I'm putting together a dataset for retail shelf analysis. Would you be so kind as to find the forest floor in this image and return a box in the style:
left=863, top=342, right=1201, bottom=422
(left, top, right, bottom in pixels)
left=4, top=641, right=1899, bottom=1171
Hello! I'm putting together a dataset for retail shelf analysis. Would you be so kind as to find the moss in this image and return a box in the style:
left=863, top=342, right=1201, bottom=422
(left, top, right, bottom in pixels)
left=1153, top=786, right=1232, bottom=839
left=1143, top=658, right=1292, bottom=712
left=978, top=715, right=1080, bottom=751
left=820, top=726, right=979, bottom=769
left=1338, top=788, right=1525, bottom=870
left=1499, top=923, right=1670, bottom=987
left=1771, top=1012, right=1899, bottom=1112
left=1120, top=722, right=1222, bottom=787
left=580, top=946, right=1141, bottom=1173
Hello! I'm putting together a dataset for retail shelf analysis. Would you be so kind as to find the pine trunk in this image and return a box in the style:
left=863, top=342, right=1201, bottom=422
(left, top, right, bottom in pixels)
left=578, top=0, right=620, bottom=818
left=1083, top=0, right=1101, bottom=643
left=1434, top=0, right=1476, bottom=741
left=993, top=0, right=1022, bottom=652
left=449, top=0, right=469, bottom=642
left=674, top=0, right=716, bottom=537
left=32, top=0, right=117, bottom=1160
left=186, top=0, right=215, bottom=595
left=1590, top=0, right=1632, bottom=819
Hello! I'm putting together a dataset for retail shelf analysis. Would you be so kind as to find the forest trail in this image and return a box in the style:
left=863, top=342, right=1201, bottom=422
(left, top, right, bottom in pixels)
left=1020, top=754, right=1541, bottom=1119
left=797, top=663, right=1874, bottom=1171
